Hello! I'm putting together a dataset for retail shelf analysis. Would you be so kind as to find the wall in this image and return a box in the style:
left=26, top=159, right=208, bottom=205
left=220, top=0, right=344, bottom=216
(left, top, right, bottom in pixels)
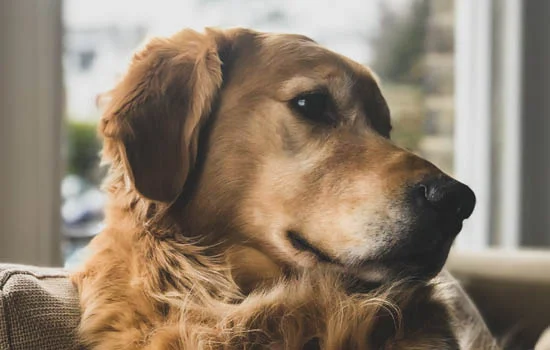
left=0, top=0, right=63, bottom=266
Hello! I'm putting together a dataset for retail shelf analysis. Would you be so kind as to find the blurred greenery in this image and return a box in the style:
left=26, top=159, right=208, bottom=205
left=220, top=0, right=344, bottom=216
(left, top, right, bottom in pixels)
left=370, top=0, right=429, bottom=151
left=382, top=84, right=425, bottom=151
left=371, top=0, right=429, bottom=84
left=66, top=120, right=101, bottom=183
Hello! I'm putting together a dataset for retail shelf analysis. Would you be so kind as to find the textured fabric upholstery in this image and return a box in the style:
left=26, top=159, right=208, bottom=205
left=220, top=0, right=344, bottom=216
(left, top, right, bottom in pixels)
left=0, top=264, right=80, bottom=350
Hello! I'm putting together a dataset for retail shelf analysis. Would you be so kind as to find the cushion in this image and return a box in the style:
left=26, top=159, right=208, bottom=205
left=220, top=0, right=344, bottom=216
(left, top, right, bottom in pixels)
left=536, top=327, right=550, bottom=350
left=0, top=264, right=80, bottom=349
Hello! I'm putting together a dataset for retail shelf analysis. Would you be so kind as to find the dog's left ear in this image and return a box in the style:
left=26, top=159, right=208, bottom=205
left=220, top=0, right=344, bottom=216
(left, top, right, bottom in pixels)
left=100, top=28, right=241, bottom=202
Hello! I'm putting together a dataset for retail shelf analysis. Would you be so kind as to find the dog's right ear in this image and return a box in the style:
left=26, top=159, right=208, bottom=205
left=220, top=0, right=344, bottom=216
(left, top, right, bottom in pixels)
left=100, top=28, right=239, bottom=203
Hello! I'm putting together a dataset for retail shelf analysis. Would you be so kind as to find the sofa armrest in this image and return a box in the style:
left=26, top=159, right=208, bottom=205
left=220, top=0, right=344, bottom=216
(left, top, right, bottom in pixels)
left=0, top=264, right=80, bottom=350
left=446, top=249, right=550, bottom=348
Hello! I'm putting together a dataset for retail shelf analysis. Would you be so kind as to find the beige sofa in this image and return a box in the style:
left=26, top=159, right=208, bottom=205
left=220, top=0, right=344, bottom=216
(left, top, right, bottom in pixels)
left=0, top=264, right=80, bottom=349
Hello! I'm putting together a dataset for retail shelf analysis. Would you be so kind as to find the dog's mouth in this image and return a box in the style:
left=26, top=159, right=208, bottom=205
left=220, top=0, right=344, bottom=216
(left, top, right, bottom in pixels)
left=286, top=229, right=451, bottom=280
left=286, top=230, right=339, bottom=265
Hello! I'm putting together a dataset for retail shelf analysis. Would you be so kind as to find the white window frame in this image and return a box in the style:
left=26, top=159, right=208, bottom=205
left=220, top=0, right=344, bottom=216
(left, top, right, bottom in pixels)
left=454, top=0, right=523, bottom=250
left=497, top=0, right=523, bottom=248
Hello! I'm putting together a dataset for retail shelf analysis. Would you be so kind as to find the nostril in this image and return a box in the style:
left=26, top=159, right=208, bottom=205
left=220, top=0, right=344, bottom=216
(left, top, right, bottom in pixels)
left=414, top=178, right=476, bottom=220
left=413, top=183, right=430, bottom=207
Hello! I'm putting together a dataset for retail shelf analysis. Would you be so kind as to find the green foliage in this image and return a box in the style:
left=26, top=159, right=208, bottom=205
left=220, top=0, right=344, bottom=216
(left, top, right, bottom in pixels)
left=371, top=0, right=430, bottom=84
left=382, top=84, right=425, bottom=151
left=369, top=1, right=430, bottom=152
left=391, top=111, right=424, bottom=151
left=66, top=120, right=101, bottom=183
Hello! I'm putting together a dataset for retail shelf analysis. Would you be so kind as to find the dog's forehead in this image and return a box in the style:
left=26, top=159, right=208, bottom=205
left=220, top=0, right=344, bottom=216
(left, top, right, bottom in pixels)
left=259, top=33, right=372, bottom=73
left=253, top=33, right=379, bottom=94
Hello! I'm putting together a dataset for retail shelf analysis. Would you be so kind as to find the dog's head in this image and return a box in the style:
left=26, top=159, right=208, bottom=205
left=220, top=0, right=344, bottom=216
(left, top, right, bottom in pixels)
left=100, top=28, right=475, bottom=284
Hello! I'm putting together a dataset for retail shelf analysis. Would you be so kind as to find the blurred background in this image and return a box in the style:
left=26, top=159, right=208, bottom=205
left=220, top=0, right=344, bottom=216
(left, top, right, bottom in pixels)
left=1, top=0, right=550, bottom=346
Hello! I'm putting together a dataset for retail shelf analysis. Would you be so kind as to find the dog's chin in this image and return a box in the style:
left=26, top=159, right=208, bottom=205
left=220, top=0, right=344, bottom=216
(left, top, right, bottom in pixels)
left=352, top=242, right=454, bottom=285
left=354, top=256, right=448, bottom=284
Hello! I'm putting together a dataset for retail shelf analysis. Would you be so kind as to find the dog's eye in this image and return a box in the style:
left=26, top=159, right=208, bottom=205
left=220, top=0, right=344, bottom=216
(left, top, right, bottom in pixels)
left=290, top=92, right=333, bottom=123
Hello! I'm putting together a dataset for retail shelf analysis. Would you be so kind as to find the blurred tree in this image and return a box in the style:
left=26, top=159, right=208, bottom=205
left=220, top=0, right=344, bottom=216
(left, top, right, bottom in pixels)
left=66, top=120, right=102, bottom=183
left=369, top=0, right=431, bottom=152
left=370, top=0, right=430, bottom=84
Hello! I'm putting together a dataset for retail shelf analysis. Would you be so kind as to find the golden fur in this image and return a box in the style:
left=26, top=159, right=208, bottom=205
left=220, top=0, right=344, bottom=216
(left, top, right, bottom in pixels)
left=72, top=28, right=498, bottom=349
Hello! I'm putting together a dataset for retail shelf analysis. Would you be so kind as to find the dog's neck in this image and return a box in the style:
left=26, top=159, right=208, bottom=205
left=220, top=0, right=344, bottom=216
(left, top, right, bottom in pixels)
left=223, top=244, right=286, bottom=293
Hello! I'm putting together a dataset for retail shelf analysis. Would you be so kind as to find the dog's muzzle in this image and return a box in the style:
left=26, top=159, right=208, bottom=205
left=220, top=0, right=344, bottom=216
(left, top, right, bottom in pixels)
left=380, top=175, right=476, bottom=278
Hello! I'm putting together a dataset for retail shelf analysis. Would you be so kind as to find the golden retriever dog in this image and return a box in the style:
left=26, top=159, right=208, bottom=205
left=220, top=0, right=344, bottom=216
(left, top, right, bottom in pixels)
left=72, top=28, right=498, bottom=349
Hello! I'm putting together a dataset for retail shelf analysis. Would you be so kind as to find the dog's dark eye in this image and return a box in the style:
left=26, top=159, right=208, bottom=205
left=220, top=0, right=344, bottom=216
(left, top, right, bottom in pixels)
left=290, top=92, right=333, bottom=123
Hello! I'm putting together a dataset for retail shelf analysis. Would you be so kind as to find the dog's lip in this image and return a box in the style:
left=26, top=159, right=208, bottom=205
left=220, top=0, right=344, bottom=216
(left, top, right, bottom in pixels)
left=286, top=230, right=339, bottom=264
left=286, top=230, right=451, bottom=279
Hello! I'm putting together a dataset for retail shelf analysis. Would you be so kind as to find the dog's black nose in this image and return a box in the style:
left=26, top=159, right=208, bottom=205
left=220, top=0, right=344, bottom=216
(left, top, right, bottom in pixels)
left=385, top=176, right=476, bottom=278
left=414, top=176, right=476, bottom=220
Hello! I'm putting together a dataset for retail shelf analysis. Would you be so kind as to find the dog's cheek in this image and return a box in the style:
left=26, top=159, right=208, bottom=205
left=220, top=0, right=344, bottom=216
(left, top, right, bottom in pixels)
left=296, top=167, right=401, bottom=259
